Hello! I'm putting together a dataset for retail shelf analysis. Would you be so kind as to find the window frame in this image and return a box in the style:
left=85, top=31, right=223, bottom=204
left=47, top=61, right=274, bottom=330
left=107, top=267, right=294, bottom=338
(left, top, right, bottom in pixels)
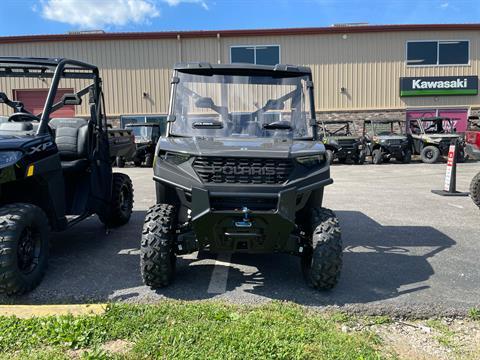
left=230, top=44, right=281, bottom=65
left=405, top=40, right=470, bottom=67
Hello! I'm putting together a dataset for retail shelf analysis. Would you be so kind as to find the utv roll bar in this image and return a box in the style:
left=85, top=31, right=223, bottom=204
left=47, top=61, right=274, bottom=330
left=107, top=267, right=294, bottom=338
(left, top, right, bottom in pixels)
left=0, top=57, right=101, bottom=135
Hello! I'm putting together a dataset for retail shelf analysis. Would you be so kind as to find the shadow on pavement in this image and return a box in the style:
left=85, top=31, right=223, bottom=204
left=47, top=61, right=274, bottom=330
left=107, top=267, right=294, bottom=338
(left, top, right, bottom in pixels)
left=159, top=210, right=456, bottom=305
left=0, top=210, right=456, bottom=306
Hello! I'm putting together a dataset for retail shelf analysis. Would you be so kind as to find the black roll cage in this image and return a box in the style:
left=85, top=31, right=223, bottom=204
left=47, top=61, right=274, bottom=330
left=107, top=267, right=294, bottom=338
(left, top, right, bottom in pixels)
left=0, top=57, right=104, bottom=136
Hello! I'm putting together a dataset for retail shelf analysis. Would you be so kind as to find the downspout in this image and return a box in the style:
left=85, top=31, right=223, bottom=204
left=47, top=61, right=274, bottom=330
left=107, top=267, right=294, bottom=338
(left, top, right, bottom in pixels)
left=217, top=33, right=221, bottom=64
left=177, top=34, right=182, bottom=62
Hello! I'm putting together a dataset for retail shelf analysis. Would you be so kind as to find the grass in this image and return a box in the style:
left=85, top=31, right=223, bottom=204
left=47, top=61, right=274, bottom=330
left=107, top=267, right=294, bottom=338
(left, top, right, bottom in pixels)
left=468, top=308, right=480, bottom=321
left=0, top=301, right=386, bottom=360
left=426, top=319, right=456, bottom=349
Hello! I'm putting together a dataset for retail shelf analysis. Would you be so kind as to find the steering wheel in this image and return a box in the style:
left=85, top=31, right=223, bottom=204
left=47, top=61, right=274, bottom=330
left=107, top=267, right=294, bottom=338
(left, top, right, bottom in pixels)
left=8, top=112, right=40, bottom=123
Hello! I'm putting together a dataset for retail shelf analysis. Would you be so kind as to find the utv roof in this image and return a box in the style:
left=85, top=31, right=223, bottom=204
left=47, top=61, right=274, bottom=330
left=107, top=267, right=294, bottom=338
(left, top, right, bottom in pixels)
left=126, top=123, right=160, bottom=127
left=364, top=119, right=405, bottom=123
left=0, top=57, right=99, bottom=81
left=322, top=120, right=355, bottom=124
left=174, top=62, right=312, bottom=76
left=417, top=116, right=450, bottom=121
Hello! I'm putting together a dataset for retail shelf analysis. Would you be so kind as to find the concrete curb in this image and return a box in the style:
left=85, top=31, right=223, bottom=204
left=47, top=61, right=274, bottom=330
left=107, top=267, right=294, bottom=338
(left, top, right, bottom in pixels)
left=0, top=304, right=107, bottom=318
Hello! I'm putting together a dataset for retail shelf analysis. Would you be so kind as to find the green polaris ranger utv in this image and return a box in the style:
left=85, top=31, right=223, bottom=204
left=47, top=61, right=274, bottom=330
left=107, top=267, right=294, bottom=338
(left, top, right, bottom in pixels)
left=140, top=63, right=342, bottom=290
left=363, top=119, right=412, bottom=164
left=319, top=120, right=366, bottom=164
left=0, top=57, right=133, bottom=295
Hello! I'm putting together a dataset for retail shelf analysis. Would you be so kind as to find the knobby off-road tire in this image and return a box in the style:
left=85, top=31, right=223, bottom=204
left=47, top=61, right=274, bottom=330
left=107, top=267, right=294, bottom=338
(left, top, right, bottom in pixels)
left=301, top=207, right=342, bottom=290
left=99, top=173, right=134, bottom=227
left=145, top=153, right=154, bottom=168
left=470, top=172, right=480, bottom=208
left=400, top=149, right=412, bottom=164
left=372, top=149, right=383, bottom=165
left=141, top=204, right=177, bottom=288
left=116, top=156, right=126, bottom=168
left=325, top=150, right=334, bottom=165
left=355, top=150, right=366, bottom=165
left=421, top=145, right=440, bottom=164
left=0, top=203, right=49, bottom=296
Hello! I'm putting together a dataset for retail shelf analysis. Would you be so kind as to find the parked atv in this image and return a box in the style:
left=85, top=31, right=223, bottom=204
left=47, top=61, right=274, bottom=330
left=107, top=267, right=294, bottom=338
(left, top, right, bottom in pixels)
left=407, top=116, right=466, bottom=164
left=140, top=63, right=342, bottom=290
left=363, top=119, right=412, bottom=164
left=465, top=115, right=480, bottom=161
left=0, top=57, right=133, bottom=295
left=127, top=123, right=163, bottom=167
left=319, top=120, right=366, bottom=164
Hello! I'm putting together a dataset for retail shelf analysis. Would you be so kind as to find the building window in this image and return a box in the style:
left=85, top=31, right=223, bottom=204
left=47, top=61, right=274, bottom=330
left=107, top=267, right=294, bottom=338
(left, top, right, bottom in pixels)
left=230, top=45, right=280, bottom=65
left=406, top=40, right=469, bottom=66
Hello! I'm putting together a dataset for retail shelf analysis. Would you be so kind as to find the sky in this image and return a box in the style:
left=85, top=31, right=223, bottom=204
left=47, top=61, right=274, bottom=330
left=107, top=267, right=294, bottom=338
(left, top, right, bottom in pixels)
left=0, top=0, right=479, bottom=36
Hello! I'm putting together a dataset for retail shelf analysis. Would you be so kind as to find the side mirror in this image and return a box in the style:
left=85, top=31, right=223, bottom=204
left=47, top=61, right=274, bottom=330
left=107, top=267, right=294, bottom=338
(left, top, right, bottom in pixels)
left=0, top=92, right=7, bottom=103
left=195, top=97, right=215, bottom=109
left=62, top=93, right=82, bottom=106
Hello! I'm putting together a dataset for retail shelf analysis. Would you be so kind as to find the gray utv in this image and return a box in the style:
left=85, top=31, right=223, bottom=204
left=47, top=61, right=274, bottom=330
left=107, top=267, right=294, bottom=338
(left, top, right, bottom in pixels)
left=140, top=63, right=342, bottom=290
left=319, top=120, right=366, bottom=164
left=407, top=116, right=466, bottom=164
left=363, top=119, right=412, bottom=164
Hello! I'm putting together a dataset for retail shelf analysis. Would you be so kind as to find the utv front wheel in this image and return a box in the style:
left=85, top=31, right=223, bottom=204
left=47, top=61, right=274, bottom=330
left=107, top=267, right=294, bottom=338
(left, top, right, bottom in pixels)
left=325, top=150, right=334, bottom=164
left=99, top=173, right=133, bottom=227
left=0, top=203, right=49, bottom=295
left=421, top=146, right=440, bottom=164
left=145, top=153, right=154, bottom=167
left=355, top=150, right=366, bottom=165
left=372, top=149, right=383, bottom=165
left=470, top=172, right=480, bottom=208
left=116, top=156, right=125, bottom=168
left=141, top=204, right=177, bottom=288
left=301, top=207, right=342, bottom=290
left=400, top=149, right=412, bottom=164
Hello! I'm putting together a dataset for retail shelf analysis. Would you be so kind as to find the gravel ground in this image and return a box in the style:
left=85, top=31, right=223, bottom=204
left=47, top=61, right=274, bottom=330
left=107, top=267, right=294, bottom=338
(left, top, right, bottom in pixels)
left=1, top=160, right=479, bottom=317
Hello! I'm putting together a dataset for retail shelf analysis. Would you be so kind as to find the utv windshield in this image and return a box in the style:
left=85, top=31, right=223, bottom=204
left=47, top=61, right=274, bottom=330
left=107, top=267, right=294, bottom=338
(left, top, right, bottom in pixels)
left=419, top=118, right=454, bottom=134
left=371, top=121, right=405, bottom=136
left=170, top=71, right=313, bottom=139
left=320, top=121, right=355, bottom=136
left=128, top=126, right=159, bottom=141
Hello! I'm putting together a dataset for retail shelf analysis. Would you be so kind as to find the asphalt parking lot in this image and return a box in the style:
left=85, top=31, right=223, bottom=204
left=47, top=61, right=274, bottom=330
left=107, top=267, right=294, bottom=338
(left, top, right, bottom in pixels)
left=1, top=161, right=479, bottom=316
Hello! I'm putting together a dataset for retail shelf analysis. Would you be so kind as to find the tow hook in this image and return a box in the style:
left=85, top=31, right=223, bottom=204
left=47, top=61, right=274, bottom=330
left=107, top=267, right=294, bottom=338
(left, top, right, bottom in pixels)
left=235, top=207, right=252, bottom=228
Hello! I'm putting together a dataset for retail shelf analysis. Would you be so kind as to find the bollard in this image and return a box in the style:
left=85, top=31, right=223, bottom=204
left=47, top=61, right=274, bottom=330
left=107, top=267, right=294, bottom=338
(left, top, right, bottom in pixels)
left=431, top=139, right=469, bottom=197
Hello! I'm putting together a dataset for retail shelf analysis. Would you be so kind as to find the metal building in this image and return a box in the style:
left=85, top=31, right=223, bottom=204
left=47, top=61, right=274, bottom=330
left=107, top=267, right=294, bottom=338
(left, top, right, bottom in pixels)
left=0, top=23, right=479, bottom=130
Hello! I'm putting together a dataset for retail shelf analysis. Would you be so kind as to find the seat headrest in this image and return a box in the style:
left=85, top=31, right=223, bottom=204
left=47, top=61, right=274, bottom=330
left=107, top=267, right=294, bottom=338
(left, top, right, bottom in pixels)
left=0, top=122, right=33, bottom=131
left=49, top=118, right=87, bottom=129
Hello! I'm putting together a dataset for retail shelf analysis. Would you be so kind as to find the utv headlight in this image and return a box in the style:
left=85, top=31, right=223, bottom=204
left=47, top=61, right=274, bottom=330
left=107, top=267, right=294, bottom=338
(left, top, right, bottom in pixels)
left=296, top=154, right=325, bottom=168
left=0, top=151, right=22, bottom=169
left=162, top=152, right=190, bottom=165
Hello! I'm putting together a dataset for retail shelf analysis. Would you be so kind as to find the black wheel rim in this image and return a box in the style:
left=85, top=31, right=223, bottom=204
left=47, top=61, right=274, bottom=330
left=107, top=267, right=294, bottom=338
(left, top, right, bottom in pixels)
left=425, top=150, right=433, bottom=159
left=17, top=226, right=41, bottom=274
left=119, top=185, right=132, bottom=216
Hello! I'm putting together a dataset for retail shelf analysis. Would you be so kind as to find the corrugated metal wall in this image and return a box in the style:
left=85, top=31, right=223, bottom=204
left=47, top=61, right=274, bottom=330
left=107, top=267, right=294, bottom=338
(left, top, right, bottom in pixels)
left=0, top=30, right=478, bottom=117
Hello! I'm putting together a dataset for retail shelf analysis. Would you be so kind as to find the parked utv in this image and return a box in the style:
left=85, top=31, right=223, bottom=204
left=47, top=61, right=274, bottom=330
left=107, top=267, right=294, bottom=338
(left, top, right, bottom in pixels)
left=127, top=123, right=163, bottom=167
left=319, top=120, right=366, bottom=164
left=0, top=57, right=133, bottom=295
left=140, top=63, right=342, bottom=290
left=363, top=119, right=411, bottom=164
left=407, top=116, right=466, bottom=164
left=465, top=115, right=480, bottom=161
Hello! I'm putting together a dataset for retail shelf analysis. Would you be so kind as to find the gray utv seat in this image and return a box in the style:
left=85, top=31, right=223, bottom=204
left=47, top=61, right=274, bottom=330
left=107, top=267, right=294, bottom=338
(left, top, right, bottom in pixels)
left=49, top=118, right=89, bottom=174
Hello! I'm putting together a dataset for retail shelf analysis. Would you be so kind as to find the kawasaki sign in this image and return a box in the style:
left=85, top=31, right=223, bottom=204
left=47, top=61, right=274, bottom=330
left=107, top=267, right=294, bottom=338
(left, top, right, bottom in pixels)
left=400, top=76, right=478, bottom=97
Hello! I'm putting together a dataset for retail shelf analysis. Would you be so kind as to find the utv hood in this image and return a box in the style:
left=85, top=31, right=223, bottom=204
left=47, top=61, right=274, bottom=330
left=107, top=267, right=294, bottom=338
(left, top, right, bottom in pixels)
left=378, top=135, right=408, bottom=141
left=159, top=137, right=325, bottom=158
left=424, top=134, right=462, bottom=143
left=0, top=134, right=40, bottom=151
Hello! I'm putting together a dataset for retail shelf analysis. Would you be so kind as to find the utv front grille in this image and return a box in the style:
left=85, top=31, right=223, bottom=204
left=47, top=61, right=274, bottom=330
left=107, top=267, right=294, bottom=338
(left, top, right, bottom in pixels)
left=388, top=139, right=403, bottom=145
left=337, top=140, right=356, bottom=148
left=193, top=157, right=293, bottom=184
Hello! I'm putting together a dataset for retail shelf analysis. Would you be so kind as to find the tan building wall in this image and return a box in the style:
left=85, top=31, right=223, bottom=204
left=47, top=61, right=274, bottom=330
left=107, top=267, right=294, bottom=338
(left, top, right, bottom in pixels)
left=0, top=26, right=479, bottom=117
